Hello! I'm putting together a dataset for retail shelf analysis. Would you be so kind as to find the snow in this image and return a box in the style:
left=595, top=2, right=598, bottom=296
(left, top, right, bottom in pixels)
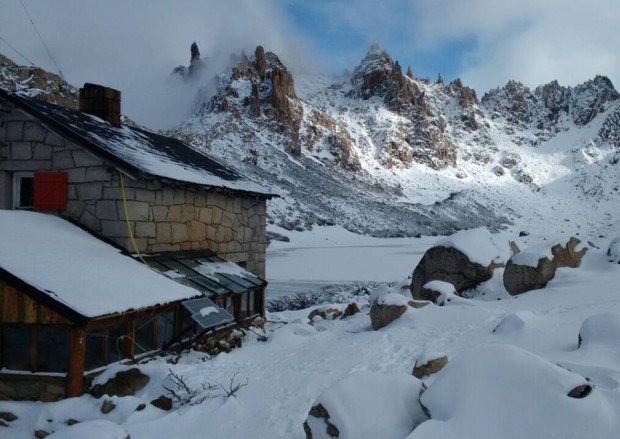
left=435, top=227, right=502, bottom=266
left=199, top=306, right=219, bottom=317
left=192, top=260, right=257, bottom=281
left=412, top=344, right=620, bottom=438
left=379, top=292, right=411, bottom=306
left=0, top=211, right=199, bottom=318
left=3, top=231, right=620, bottom=438
left=578, top=313, right=620, bottom=348
left=422, top=281, right=455, bottom=295
left=47, top=420, right=130, bottom=439
left=308, top=372, right=426, bottom=439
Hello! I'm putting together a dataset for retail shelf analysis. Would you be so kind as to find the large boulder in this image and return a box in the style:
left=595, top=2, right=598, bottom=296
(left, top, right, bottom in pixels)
left=410, top=228, right=503, bottom=300
left=503, top=237, right=587, bottom=295
left=304, top=372, right=427, bottom=439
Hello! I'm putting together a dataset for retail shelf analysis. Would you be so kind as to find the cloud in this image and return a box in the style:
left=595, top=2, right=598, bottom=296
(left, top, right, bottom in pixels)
left=0, top=0, right=308, bottom=128
left=413, top=0, right=620, bottom=92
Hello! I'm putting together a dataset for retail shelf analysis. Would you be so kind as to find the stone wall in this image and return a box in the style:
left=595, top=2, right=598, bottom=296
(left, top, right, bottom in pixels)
left=0, top=376, right=65, bottom=402
left=0, top=103, right=267, bottom=277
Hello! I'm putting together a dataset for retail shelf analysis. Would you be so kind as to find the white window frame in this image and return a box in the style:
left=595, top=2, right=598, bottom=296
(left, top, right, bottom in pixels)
left=12, top=172, right=34, bottom=210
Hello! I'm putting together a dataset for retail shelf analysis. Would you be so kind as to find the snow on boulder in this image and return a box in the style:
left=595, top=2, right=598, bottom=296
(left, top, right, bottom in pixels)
left=47, top=420, right=130, bottom=439
left=410, top=344, right=617, bottom=439
left=420, top=281, right=456, bottom=305
left=492, top=311, right=537, bottom=335
left=607, top=237, right=620, bottom=263
left=370, top=277, right=412, bottom=303
left=410, top=228, right=503, bottom=300
left=303, top=372, right=427, bottom=439
left=503, top=237, right=588, bottom=295
left=578, top=312, right=620, bottom=348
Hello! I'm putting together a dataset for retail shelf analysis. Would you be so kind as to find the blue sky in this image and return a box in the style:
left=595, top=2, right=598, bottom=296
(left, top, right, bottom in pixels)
left=1, top=0, right=619, bottom=128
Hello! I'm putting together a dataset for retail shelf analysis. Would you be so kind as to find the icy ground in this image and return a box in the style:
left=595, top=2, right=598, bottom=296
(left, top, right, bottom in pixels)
left=3, top=217, right=620, bottom=438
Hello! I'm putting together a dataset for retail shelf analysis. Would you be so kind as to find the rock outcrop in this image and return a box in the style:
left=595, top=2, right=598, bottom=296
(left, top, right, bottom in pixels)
left=413, top=354, right=449, bottom=379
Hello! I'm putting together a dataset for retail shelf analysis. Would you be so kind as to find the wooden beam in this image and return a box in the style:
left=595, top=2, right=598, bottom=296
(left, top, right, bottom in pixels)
left=122, top=318, right=135, bottom=359
left=66, top=327, right=86, bottom=397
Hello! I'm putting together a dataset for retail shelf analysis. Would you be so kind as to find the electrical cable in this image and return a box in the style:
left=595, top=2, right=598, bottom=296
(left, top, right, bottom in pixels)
left=0, top=35, right=35, bottom=66
left=17, top=0, right=65, bottom=79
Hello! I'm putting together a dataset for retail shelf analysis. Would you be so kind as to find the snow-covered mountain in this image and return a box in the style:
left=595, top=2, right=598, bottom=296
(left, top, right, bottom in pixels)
left=3, top=45, right=619, bottom=238
left=167, top=43, right=620, bottom=237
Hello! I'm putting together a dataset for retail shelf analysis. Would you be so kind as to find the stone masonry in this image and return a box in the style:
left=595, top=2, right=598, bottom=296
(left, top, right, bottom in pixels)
left=0, top=104, right=267, bottom=277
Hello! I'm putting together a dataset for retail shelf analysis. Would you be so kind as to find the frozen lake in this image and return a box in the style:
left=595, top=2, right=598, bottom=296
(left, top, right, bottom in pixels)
left=266, top=226, right=440, bottom=298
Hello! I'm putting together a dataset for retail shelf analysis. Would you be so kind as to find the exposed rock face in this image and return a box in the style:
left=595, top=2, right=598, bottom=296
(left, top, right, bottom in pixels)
left=572, top=75, right=620, bottom=126
left=172, top=42, right=206, bottom=79
left=447, top=78, right=485, bottom=131
left=370, top=302, right=407, bottom=330
left=350, top=43, right=456, bottom=170
left=90, top=368, right=150, bottom=398
left=410, top=246, right=499, bottom=300
left=0, top=54, right=78, bottom=108
left=413, top=355, right=449, bottom=379
left=100, top=399, right=116, bottom=414
left=503, top=237, right=588, bottom=295
left=203, top=45, right=303, bottom=154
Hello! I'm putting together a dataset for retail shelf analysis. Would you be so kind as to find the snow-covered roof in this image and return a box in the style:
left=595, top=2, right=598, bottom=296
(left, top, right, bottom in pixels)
left=0, top=211, right=201, bottom=320
left=1, top=88, right=275, bottom=197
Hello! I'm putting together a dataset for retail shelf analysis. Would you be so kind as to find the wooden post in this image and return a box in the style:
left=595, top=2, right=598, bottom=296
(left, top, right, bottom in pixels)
left=122, top=318, right=135, bottom=359
left=66, top=327, right=86, bottom=398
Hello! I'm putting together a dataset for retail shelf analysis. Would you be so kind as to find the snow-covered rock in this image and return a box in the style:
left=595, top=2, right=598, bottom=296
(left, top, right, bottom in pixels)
left=412, top=344, right=617, bottom=438
left=47, top=420, right=130, bottom=439
left=411, top=228, right=503, bottom=299
left=303, top=372, right=427, bottom=439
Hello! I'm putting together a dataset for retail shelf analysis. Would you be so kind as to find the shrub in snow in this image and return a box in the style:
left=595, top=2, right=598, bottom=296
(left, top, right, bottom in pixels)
left=410, top=344, right=614, bottom=438
left=503, top=236, right=588, bottom=295
left=578, top=312, right=620, bottom=348
left=303, top=372, right=427, bottom=439
left=412, top=353, right=449, bottom=379
left=410, top=228, right=503, bottom=300
left=47, top=420, right=130, bottom=439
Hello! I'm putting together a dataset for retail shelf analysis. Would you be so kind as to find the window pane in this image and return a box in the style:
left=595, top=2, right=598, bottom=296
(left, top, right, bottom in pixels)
left=249, top=290, right=256, bottom=315
left=2, top=325, right=32, bottom=371
left=157, top=311, right=175, bottom=349
left=19, top=177, right=34, bottom=208
left=107, top=324, right=125, bottom=364
left=37, top=326, right=68, bottom=372
left=240, top=293, right=249, bottom=320
left=135, top=315, right=156, bottom=355
left=85, top=331, right=106, bottom=370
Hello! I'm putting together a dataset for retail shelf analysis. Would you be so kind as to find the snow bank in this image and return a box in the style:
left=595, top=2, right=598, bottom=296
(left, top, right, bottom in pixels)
left=412, top=344, right=619, bottom=438
left=435, top=227, right=501, bottom=266
left=307, top=372, right=426, bottom=439
left=493, top=311, right=537, bottom=335
left=47, top=420, right=130, bottom=439
left=579, top=312, right=620, bottom=348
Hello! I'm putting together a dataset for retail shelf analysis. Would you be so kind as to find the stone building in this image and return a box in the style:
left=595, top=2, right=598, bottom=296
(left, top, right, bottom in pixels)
left=0, top=84, right=274, bottom=278
left=0, top=84, right=275, bottom=401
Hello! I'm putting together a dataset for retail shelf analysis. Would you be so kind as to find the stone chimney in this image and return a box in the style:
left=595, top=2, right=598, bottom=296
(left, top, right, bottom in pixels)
left=78, top=83, right=121, bottom=127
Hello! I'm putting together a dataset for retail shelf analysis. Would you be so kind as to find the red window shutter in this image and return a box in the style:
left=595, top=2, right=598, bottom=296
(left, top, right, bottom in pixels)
left=33, top=172, right=68, bottom=211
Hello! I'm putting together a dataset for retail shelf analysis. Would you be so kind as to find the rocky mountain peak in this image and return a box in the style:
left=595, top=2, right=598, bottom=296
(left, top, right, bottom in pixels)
left=571, top=75, right=619, bottom=125
left=172, top=42, right=206, bottom=79
left=351, top=43, right=396, bottom=99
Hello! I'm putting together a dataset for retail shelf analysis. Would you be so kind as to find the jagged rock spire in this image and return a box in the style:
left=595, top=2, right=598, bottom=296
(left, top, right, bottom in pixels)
left=406, top=66, right=414, bottom=79
left=437, top=73, right=443, bottom=85
left=190, top=42, right=200, bottom=62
